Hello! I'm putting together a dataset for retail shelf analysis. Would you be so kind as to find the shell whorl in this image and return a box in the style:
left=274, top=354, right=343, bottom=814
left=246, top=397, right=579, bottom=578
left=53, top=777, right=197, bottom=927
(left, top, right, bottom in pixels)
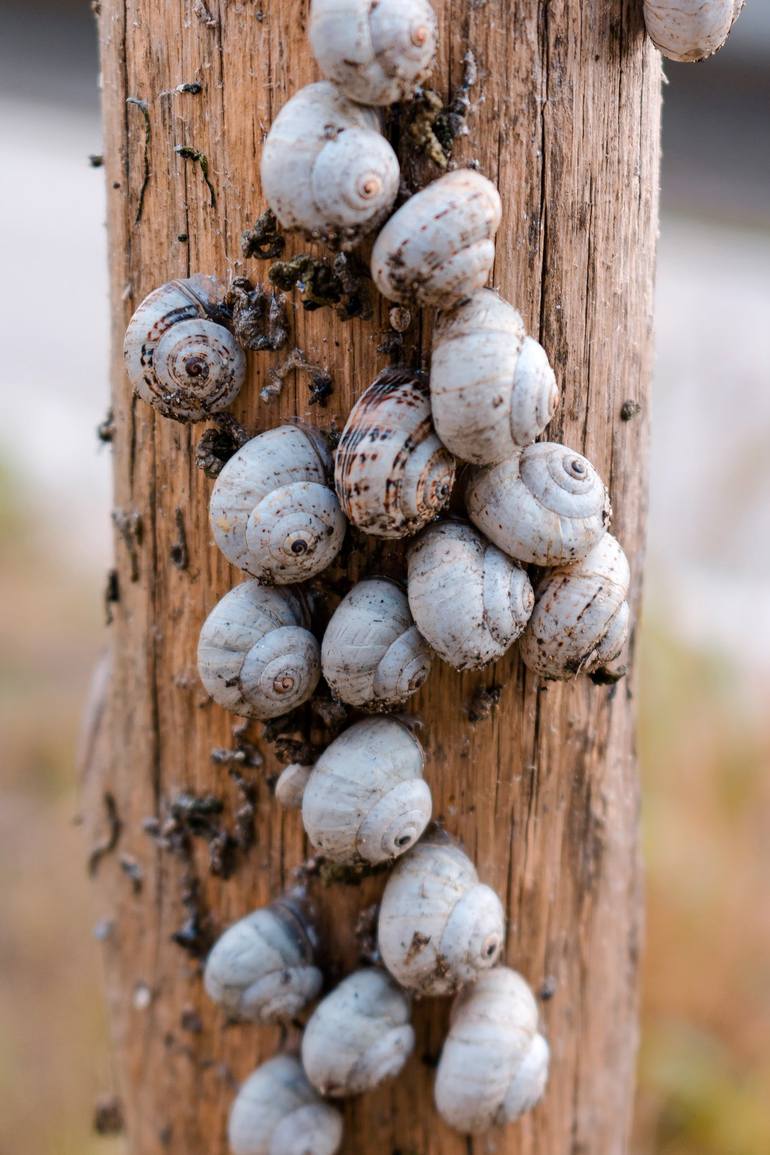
left=431, top=290, right=559, bottom=464
left=123, top=276, right=245, bottom=422
left=301, top=717, right=431, bottom=864
left=519, top=533, right=631, bottom=680
left=228, top=1055, right=343, bottom=1155
left=260, top=81, right=399, bottom=247
left=203, top=899, right=322, bottom=1023
left=643, top=0, right=742, bottom=61
left=377, top=838, right=505, bottom=995
left=434, top=968, right=548, bottom=1134
left=407, top=520, right=534, bottom=670
left=309, top=0, right=438, bottom=105
left=371, top=169, right=502, bottom=308
left=302, top=969, right=415, bottom=1097
left=321, top=578, right=432, bottom=709
left=197, top=581, right=320, bottom=719
left=210, top=425, right=346, bottom=584
left=466, top=441, right=611, bottom=566
left=334, top=368, right=455, bottom=539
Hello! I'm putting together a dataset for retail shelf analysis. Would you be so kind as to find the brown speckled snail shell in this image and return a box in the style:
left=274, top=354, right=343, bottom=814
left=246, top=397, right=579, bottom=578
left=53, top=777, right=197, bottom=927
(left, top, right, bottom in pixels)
left=209, top=424, right=346, bottom=585
left=123, top=275, right=246, bottom=422
left=334, top=367, right=455, bottom=539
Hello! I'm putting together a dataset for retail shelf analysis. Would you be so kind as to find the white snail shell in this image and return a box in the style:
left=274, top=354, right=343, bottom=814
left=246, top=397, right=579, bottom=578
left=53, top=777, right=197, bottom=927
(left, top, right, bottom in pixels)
left=260, top=81, right=399, bottom=248
left=434, top=968, right=549, bottom=1134
left=371, top=169, right=502, bottom=309
left=123, top=276, right=246, bottom=422
left=210, top=425, right=346, bottom=585
left=322, top=578, right=432, bottom=709
left=228, top=1055, right=343, bottom=1155
left=204, top=898, right=322, bottom=1023
left=377, top=837, right=505, bottom=995
left=302, top=717, right=431, bottom=864
left=643, top=0, right=743, bottom=61
left=275, top=763, right=314, bottom=809
left=309, top=0, right=437, bottom=106
left=519, top=533, right=631, bottom=680
left=407, top=520, right=533, bottom=671
left=302, top=969, right=414, bottom=1097
left=430, top=289, right=559, bottom=464
left=334, top=368, right=455, bottom=539
left=197, top=581, right=320, bottom=719
left=466, top=442, right=611, bottom=567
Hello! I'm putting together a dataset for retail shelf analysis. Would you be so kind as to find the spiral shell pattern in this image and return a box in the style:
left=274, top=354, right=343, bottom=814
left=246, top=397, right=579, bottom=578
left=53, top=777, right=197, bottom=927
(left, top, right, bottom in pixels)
left=123, top=276, right=246, bottom=422
left=309, top=0, right=438, bottom=106
left=407, top=520, right=533, bottom=670
left=210, top=424, right=346, bottom=584
left=519, top=533, right=631, bottom=679
left=260, top=81, right=399, bottom=247
left=322, top=578, right=432, bottom=709
left=302, top=718, right=431, bottom=864
left=466, top=441, right=611, bottom=566
left=334, top=368, right=455, bottom=538
left=371, top=169, right=502, bottom=308
left=197, top=581, right=320, bottom=719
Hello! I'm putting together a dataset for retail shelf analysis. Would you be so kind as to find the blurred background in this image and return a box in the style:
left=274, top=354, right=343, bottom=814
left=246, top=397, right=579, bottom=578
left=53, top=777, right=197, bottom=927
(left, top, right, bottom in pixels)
left=0, top=3, right=768, bottom=1153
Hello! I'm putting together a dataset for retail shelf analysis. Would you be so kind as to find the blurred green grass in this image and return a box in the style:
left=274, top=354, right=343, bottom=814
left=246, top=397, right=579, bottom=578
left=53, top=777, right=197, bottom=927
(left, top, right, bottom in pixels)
left=1, top=449, right=768, bottom=1154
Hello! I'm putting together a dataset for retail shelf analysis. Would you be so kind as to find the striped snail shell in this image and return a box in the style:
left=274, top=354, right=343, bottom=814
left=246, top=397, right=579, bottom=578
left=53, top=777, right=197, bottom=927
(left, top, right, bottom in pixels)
left=204, top=896, right=322, bottom=1023
left=643, top=0, right=743, bottom=61
left=228, top=1055, right=343, bottom=1155
left=197, top=581, right=320, bottom=719
left=430, top=289, right=559, bottom=464
left=123, top=276, right=246, bottom=422
left=435, top=968, right=549, bottom=1134
left=302, top=717, right=431, bottom=864
left=309, top=0, right=438, bottom=106
left=321, top=578, right=432, bottom=709
left=260, top=81, right=399, bottom=248
left=209, top=424, right=346, bottom=585
left=377, top=836, right=505, bottom=996
left=465, top=442, right=611, bottom=567
left=519, top=533, right=631, bottom=680
left=371, top=169, right=502, bottom=309
left=407, top=520, right=533, bottom=670
left=334, top=367, right=455, bottom=539
left=302, top=969, right=414, bottom=1097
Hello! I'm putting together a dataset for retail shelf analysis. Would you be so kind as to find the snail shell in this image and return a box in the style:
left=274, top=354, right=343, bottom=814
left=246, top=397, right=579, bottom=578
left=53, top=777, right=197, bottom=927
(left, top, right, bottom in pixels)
left=371, top=169, right=502, bottom=309
left=302, top=717, right=431, bottom=864
left=434, top=968, right=549, bottom=1134
left=466, top=442, right=611, bottom=567
left=302, top=969, right=414, bottom=1097
left=275, top=763, right=314, bottom=809
left=377, top=837, right=505, bottom=995
left=123, top=276, right=246, bottom=422
left=197, top=581, right=320, bottom=719
left=519, top=533, right=631, bottom=680
left=430, top=289, right=559, bottom=464
left=228, top=1055, right=343, bottom=1155
left=407, top=520, right=533, bottom=671
left=334, top=367, right=455, bottom=539
left=321, top=578, right=432, bottom=709
left=643, top=0, right=743, bottom=61
left=309, top=0, right=437, bottom=106
left=204, top=897, right=322, bottom=1023
left=260, top=81, right=399, bottom=248
left=210, top=425, right=346, bottom=585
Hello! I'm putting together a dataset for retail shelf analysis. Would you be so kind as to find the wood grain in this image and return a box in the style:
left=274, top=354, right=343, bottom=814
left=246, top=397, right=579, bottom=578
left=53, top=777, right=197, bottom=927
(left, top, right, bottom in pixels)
left=91, top=1, right=661, bottom=1152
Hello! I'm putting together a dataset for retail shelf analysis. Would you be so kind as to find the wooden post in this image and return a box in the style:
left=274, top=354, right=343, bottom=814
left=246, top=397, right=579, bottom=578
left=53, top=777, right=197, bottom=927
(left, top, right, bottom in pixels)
left=89, top=2, right=661, bottom=1152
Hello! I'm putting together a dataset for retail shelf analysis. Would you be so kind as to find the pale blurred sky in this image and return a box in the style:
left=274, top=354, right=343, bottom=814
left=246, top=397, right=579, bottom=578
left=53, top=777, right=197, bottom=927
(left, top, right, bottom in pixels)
left=0, top=1, right=768, bottom=653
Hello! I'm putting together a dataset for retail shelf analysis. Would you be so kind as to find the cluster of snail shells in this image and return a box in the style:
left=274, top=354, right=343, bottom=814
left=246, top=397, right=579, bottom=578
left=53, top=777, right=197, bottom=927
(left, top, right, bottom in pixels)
left=210, top=424, right=345, bottom=584
left=124, top=275, right=246, bottom=422
left=434, top=968, right=549, bottom=1134
left=204, top=897, right=322, bottom=1023
left=228, top=1055, right=343, bottom=1155
left=643, top=0, right=743, bottom=62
